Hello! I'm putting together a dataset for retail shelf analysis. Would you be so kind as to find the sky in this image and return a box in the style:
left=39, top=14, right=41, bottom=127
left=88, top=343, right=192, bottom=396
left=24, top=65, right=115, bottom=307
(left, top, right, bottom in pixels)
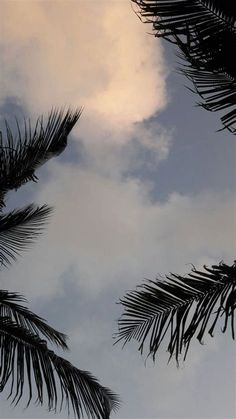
left=0, top=1, right=235, bottom=418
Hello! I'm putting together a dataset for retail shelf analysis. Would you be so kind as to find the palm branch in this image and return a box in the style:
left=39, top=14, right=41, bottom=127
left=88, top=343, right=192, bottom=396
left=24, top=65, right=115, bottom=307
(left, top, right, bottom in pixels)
left=0, top=290, right=68, bottom=349
left=0, top=107, right=120, bottom=417
left=0, top=107, right=82, bottom=264
left=132, top=0, right=236, bottom=133
left=0, top=108, right=83, bottom=208
left=116, top=261, right=236, bottom=364
left=0, top=204, right=52, bottom=267
left=0, top=314, right=119, bottom=418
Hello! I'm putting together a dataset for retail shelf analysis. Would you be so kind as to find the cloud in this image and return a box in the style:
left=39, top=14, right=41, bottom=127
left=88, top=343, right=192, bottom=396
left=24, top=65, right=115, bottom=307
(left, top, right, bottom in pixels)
left=0, top=1, right=168, bottom=143
left=3, top=161, right=235, bottom=300
left=0, top=0, right=172, bottom=183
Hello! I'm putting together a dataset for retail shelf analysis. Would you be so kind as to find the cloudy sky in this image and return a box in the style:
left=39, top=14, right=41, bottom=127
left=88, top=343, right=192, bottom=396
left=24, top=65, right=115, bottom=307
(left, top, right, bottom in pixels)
left=0, top=1, right=235, bottom=418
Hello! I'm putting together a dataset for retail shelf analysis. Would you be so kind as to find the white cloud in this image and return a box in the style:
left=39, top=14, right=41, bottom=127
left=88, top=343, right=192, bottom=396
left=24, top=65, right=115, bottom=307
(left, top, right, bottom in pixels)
left=0, top=0, right=172, bottom=182
left=0, top=0, right=168, bottom=145
left=3, top=161, right=235, bottom=300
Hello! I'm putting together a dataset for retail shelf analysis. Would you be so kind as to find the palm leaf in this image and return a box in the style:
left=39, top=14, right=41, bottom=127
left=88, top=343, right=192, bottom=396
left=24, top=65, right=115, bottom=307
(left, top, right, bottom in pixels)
left=132, top=0, right=236, bottom=132
left=175, top=30, right=236, bottom=132
left=0, top=290, right=68, bottom=350
left=0, top=108, right=83, bottom=208
left=116, top=261, right=236, bottom=364
left=0, top=204, right=52, bottom=266
left=0, top=317, right=119, bottom=418
left=132, top=1, right=235, bottom=39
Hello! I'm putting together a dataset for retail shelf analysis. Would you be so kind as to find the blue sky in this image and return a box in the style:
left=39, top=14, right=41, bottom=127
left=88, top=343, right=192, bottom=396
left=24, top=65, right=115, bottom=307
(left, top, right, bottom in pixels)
left=0, top=1, right=235, bottom=418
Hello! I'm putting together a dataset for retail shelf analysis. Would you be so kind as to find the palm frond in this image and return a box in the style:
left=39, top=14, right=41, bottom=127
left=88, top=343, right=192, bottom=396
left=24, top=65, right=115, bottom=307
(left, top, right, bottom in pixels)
left=175, top=31, right=236, bottom=132
left=132, top=1, right=236, bottom=39
left=0, top=107, right=83, bottom=208
left=0, top=204, right=52, bottom=267
left=0, top=317, right=119, bottom=418
left=116, top=261, right=236, bottom=364
left=0, top=290, right=68, bottom=350
left=132, top=0, right=236, bottom=133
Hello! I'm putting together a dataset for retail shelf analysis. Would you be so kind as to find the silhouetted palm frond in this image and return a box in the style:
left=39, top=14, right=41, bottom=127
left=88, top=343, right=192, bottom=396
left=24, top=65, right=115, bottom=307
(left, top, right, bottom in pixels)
left=132, top=1, right=235, bottom=40
left=0, top=290, right=68, bottom=349
left=0, top=106, right=120, bottom=417
left=0, top=108, right=83, bottom=208
left=0, top=316, right=119, bottom=418
left=132, top=0, right=236, bottom=132
left=0, top=204, right=52, bottom=266
left=116, top=261, right=236, bottom=364
left=177, top=52, right=236, bottom=131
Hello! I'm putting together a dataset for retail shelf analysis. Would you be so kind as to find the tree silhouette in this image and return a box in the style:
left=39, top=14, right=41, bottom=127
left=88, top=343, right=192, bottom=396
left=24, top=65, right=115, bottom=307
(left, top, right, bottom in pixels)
left=116, top=261, right=236, bottom=364
left=132, top=0, right=236, bottom=133
left=0, top=110, right=119, bottom=418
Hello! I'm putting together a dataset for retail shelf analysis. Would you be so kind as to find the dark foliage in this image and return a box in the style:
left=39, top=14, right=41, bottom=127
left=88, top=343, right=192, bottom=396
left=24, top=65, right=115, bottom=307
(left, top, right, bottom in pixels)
left=132, top=0, right=236, bottom=133
left=116, top=261, right=236, bottom=364
left=0, top=108, right=83, bottom=208
left=0, top=204, right=52, bottom=267
left=0, top=109, right=119, bottom=418
left=0, top=294, right=119, bottom=418
left=0, top=108, right=83, bottom=266
left=0, top=290, right=68, bottom=349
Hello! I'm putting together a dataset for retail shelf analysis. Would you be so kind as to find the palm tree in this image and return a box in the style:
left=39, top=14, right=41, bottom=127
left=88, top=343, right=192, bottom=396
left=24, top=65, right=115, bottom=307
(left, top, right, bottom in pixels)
left=0, top=110, right=119, bottom=418
left=116, top=261, right=236, bottom=364
left=132, top=0, right=236, bottom=133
